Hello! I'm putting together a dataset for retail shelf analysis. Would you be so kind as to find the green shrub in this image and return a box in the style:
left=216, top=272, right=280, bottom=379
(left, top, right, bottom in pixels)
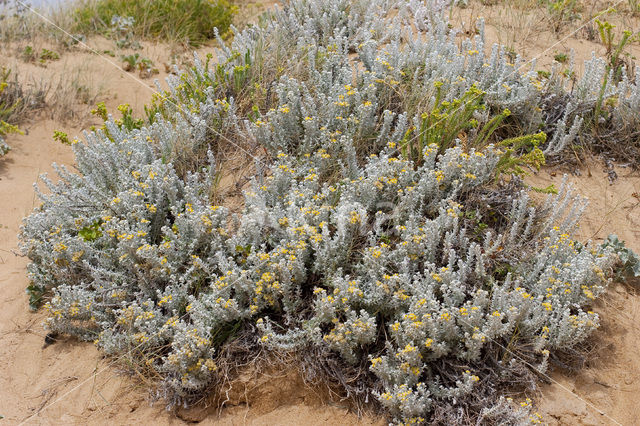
left=1, top=67, right=25, bottom=157
left=0, top=67, right=21, bottom=124
left=601, top=235, right=640, bottom=281
left=71, top=0, right=236, bottom=46
left=0, top=66, right=46, bottom=124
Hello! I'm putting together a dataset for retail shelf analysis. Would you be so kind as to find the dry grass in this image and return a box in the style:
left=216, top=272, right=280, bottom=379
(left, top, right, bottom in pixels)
left=46, top=62, right=103, bottom=125
left=0, top=1, right=78, bottom=44
left=0, top=65, right=47, bottom=125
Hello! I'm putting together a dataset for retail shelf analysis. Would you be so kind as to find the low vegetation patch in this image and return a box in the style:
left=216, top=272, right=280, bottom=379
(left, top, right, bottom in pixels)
left=71, top=0, right=236, bottom=46
left=0, top=66, right=47, bottom=157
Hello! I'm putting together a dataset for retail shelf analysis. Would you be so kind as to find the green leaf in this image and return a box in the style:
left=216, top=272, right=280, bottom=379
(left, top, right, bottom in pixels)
left=78, top=220, right=103, bottom=242
left=530, top=184, right=558, bottom=194
left=26, top=283, right=46, bottom=310
left=602, top=234, right=640, bottom=280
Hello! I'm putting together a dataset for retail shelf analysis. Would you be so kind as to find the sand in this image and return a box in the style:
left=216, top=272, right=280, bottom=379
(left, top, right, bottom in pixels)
left=1, top=1, right=640, bottom=424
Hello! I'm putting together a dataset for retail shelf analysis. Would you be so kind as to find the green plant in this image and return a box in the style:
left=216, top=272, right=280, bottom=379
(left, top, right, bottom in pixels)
left=530, top=184, right=558, bottom=194
left=0, top=119, right=20, bottom=136
left=1, top=67, right=27, bottom=156
left=90, top=101, right=108, bottom=121
left=595, top=19, right=634, bottom=82
left=0, top=119, right=19, bottom=156
left=89, top=102, right=144, bottom=135
left=26, top=282, right=46, bottom=310
left=121, top=53, right=140, bottom=71
left=601, top=235, right=640, bottom=280
left=21, top=46, right=60, bottom=64
left=39, top=48, right=60, bottom=62
left=0, top=68, right=19, bottom=124
left=137, top=58, right=159, bottom=78
left=138, top=58, right=154, bottom=69
left=593, top=20, right=635, bottom=121
left=53, top=130, right=71, bottom=145
left=109, top=15, right=141, bottom=49
left=545, top=0, right=580, bottom=32
left=72, top=0, right=236, bottom=46
left=537, top=70, right=551, bottom=79
left=115, top=103, right=144, bottom=130
left=553, top=53, right=568, bottom=63
left=494, top=132, right=547, bottom=177
left=399, top=83, right=521, bottom=165
left=0, top=66, right=46, bottom=122
left=78, top=220, right=103, bottom=242
left=21, top=45, right=35, bottom=61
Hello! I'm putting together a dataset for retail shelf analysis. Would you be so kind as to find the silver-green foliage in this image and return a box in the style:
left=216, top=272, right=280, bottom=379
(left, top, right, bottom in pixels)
left=20, top=123, right=615, bottom=420
left=0, top=136, right=9, bottom=156
left=19, top=0, right=626, bottom=423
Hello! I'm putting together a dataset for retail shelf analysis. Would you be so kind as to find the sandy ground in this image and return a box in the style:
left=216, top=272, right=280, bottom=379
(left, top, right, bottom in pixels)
left=1, top=1, right=640, bottom=424
left=451, top=0, right=640, bottom=74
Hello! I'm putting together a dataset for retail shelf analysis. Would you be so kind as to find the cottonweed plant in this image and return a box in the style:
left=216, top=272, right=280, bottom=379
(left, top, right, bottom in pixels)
left=0, top=134, right=10, bottom=156
left=149, top=0, right=568, bottom=160
left=148, top=1, right=541, bottom=158
left=149, top=0, right=640, bottom=164
left=20, top=0, right=630, bottom=424
left=21, top=122, right=616, bottom=422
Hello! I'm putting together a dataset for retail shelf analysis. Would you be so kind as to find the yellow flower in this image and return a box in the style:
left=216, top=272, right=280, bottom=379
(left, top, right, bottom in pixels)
left=71, top=251, right=84, bottom=262
left=53, top=242, right=68, bottom=252
left=349, top=211, right=361, bottom=224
